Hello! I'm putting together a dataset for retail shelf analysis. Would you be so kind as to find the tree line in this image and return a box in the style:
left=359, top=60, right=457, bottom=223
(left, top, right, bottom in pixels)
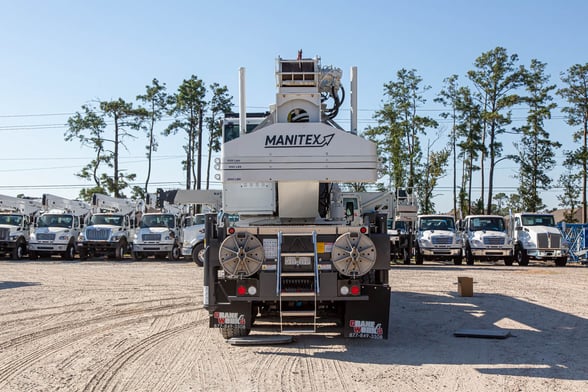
left=365, top=46, right=588, bottom=223
left=65, top=47, right=588, bottom=223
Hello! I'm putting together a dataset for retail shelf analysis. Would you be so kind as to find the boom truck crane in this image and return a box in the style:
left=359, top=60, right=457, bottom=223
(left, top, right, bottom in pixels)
left=77, top=194, right=141, bottom=260
left=0, top=194, right=42, bottom=259
left=204, top=54, right=391, bottom=340
left=29, top=194, right=91, bottom=259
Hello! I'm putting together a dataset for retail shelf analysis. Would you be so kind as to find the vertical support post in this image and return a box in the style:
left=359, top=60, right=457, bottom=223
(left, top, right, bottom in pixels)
left=239, top=67, right=247, bottom=135
left=350, top=66, right=358, bottom=135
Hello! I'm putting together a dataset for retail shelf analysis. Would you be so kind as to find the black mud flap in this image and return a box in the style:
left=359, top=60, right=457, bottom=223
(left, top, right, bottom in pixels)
left=209, top=302, right=253, bottom=330
left=344, top=284, right=391, bottom=339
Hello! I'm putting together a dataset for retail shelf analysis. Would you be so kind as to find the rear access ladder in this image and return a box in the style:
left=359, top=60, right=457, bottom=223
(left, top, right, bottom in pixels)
left=276, top=231, right=319, bottom=333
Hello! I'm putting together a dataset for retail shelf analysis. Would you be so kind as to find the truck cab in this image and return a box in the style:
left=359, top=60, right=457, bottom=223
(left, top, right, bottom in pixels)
left=460, top=215, right=513, bottom=266
left=414, top=214, right=462, bottom=265
left=509, top=212, right=569, bottom=266
left=132, top=212, right=182, bottom=260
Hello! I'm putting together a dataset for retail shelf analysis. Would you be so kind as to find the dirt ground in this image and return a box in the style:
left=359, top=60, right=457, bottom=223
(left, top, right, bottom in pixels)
left=0, top=258, right=587, bottom=392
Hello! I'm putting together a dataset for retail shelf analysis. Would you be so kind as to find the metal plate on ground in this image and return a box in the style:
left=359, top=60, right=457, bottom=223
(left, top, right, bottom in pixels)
left=454, top=329, right=511, bottom=339
left=227, top=335, right=294, bottom=345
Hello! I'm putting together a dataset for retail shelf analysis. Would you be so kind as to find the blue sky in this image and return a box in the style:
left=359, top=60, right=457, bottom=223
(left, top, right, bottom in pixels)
left=1, top=1, right=587, bottom=212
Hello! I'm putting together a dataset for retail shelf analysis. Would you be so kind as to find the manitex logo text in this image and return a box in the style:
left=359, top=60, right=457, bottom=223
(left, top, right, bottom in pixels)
left=265, top=133, right=335, bottom=148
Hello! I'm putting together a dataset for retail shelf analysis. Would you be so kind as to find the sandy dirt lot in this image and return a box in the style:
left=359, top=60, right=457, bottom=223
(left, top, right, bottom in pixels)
left=0, top=258, right=587, bottom=392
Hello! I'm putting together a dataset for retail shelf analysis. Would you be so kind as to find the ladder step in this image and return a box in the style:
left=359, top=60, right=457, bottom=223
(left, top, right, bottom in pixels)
left=280, top=292, right=316, bottom=297
left=281, top=232, right=316, bottom=237
left=281, top=310, right=316, bottom=317
left=280, top=272, right=315, bottom=277
left=281, top=252, right=315, bottom=257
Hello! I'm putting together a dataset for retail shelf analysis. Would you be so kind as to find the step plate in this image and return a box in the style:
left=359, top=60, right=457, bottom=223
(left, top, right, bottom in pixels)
left=227, top=335, right=294, bottom=345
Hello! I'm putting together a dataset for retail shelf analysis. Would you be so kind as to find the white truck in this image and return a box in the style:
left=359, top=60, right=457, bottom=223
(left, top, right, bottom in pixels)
left=509, top=212, right=569, bottom=267
left=28, top=194, right=91, bottom=260
left=414, top=214, right=462, bottom=265
left=459, top=214, right=513, bottom=266
left=132, top=209, right=184, bottom=260
left=204, top=54, right=391, bottom=340
left=77, top=194, right=141, bottom=260
left=0, top=194, right=42, bottom=259
left=151, top=188, right=222, bottom=266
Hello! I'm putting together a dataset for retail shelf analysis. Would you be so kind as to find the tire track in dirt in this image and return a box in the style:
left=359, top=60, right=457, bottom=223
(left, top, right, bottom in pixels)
left=82, top=318, right=207, bottom=392
left=0, top=300, right=198, bottom=387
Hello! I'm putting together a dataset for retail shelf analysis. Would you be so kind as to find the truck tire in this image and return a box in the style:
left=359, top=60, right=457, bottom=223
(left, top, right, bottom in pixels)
left=12, top=241, right=25, bottom=260
left=515, top=246, right=529, bottom=266
left=453, top=256, right=463, bottom=265
left=415, top=247, right=424, bottom=265
left=465, top=247, right=474, bottom=265
left=79, top=248, right=88, bottom=261
left=114, top=241, right=126, bottom=260
left=132, top=251, right=144, bottom=260
left=192, top=243, right=204, bottom=267
left=555, top=257, right=567, bottom=267
left=168, top=244, right=180, bottom=261
left=62, top=243, right=75, bottom=260
left=402, top=248, right=411, bottom=265
left=220, top=325, right=251, bottom=339
left=504, top=257, right=514, bottom=266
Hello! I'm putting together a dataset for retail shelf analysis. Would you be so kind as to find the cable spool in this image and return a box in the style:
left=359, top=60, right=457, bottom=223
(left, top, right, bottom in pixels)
left=331, top=232, right=376, bottom=277
left=219, top=232, right=265, bottom=277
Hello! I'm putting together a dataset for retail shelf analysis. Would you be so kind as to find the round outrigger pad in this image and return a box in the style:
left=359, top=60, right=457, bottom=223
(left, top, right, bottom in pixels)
left=226, top=335, right=294, bottom=346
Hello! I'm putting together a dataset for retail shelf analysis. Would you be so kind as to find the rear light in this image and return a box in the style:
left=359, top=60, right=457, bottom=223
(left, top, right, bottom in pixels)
left=236, top=284, right=257, bottom=296
left=339, top=284, right=361, bottom=296
left=228, top=227, right=235, bottom=234
left=360, top=226, right=367, bottom=234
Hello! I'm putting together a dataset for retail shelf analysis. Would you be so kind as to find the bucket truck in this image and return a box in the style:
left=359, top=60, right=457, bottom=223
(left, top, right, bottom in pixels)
left=0, top=194, right=42, bottom=259
left=28, top=194, right=91, bottom=259
left=204, top=54, right=391, bottom=340
left=77, top=194, right=141, bottom=260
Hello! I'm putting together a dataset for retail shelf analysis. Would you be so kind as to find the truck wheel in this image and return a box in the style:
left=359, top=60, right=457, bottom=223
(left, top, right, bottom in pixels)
left=402, top=248, right=411, bottom=265
left=168, top=244, right=180, bottom=261
left=504, top=257, right=514, bottom=266
left=62, top=244, right=75, bottom=260
left=192, top=243, right=204, bottom=267
left=465, top=247, right=474, bottom=265
left=79, top=248, right=88, bottom=261
left=28, top=250, right=39, bottom=260
left=415, top=247, right=424, bottom=265
left=114, top=241, right=126, bottom=260
left=453, top=256, right=463, bottom=265
left=555, top=257, right=567, bottom=267
left=132, top=251, right=144, bottom=260
left=220, top=325, right=251, bottom=339
left=12, top=242, right=25, bottom=260
left=515, top=246, right=529, bottom=266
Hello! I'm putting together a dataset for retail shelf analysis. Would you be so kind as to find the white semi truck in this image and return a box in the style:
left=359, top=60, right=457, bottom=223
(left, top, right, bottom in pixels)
left=459, top=214, right=513, bottom=266
left=0, top=194, right=42, bottom=259
left=414, top=214, right=462, bottom=265
left=77, top=194, right=141, bottom=260
left=29, top=194, right=91, bottom=259
left=204, top=54, right=391, bottom=340
left=509, top=212, right=569, bottom=267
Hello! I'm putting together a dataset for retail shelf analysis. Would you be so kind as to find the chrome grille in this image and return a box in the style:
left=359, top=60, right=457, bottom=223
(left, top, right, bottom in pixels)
left=537, top=233, right=561, bottom=249
left=86, top=227, right=111, bottom=241
left=431, top=235, right=452, bottom=245
left=483, top=236, right=505, bottom=245
left=142, top=233, right=161, bottom=241
left=37, top=233, right=56, bottom=241
left=0, top=228, right=9, bottom=241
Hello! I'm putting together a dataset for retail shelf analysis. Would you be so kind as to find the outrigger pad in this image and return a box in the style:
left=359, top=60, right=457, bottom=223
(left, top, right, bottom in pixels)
left=227, top=335, right=294, bottom=346
left=344, top=284, right=391, bottom=339
left=454, top=329, right=511, bottom=339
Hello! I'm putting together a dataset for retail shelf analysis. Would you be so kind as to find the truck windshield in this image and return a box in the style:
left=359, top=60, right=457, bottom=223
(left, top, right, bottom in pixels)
left=37, top=214, right=73, bottom=228
left=89, top=215, right=123, bottom=226
left=469, top=217, right=505, bottom=232
left=141, top=214, right=175, bottom=228
left=0, top=214, right=22, bottom=226
left=420, top=217, right=454, bottom=231
left=521, top=215, right=555, bottom=227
